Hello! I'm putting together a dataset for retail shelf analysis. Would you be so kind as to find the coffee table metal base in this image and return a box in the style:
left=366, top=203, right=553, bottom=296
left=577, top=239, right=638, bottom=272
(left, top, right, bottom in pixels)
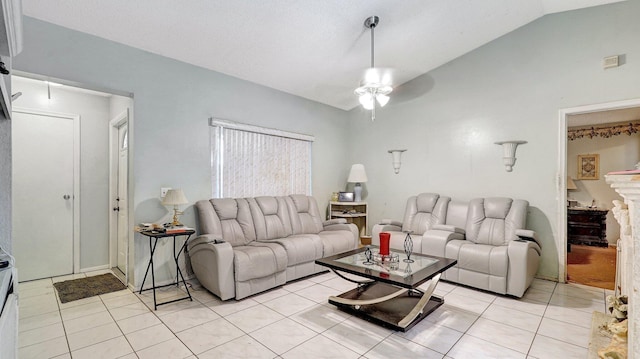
left=328, top=281, right=444, bottom=332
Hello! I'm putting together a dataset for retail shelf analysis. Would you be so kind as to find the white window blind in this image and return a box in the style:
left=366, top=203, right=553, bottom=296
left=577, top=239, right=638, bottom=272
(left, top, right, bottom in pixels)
left=210, top=118, right=314, bottom=198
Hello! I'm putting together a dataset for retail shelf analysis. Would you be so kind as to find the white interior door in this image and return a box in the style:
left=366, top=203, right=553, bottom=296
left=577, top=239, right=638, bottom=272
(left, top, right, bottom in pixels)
left=116, top=123, right=128, bottom=273
left=13, top=110, right=77, bottom=281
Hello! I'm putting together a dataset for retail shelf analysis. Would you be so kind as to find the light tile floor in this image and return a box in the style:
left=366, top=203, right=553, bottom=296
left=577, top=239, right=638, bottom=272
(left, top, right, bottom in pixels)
left=17, top=270, right=611, bottom=359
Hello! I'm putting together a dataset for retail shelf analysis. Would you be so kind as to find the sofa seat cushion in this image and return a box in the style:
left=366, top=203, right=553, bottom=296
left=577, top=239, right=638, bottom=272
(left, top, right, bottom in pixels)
left=233, top=242, right=287, bottom=282
left=446, top=240, right=508, bottom=277
left=319, top=230, right=356, bottom=256
left=263, top=234, right=324, bottom=266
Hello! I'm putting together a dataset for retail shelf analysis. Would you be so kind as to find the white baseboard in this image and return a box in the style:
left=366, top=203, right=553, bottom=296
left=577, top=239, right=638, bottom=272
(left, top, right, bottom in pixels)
left=80, top=264, right=110, bottom=273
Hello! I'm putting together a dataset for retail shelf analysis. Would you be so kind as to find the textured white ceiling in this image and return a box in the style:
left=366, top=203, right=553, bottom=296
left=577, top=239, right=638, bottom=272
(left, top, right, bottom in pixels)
left=22, top=0, right=626, bottom=110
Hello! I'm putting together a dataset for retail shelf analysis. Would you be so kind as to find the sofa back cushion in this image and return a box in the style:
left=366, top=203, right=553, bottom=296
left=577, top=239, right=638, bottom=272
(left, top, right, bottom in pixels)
left=195, top=198, right=256, bottom=246
left=401, top=193, right=450, bottom=235
left=466, top=198, right=528, bottom=246
left=286, top=195, right=324, bottom=235
left=249, top=196, right=293, bottom=240
left=445, top=201, right=469, bottom=229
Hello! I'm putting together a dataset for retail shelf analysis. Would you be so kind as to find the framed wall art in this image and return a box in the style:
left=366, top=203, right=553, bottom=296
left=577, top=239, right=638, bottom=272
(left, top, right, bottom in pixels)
left=577, top=154, right=599, bottom=180
left=338, top=192, right=354, bottom=202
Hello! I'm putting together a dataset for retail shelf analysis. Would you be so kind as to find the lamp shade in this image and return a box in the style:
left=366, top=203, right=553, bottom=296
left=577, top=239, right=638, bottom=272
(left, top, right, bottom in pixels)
left=162, top=189, right=188, bottom=206
left=567, top=177, right=578, bottom=190
left=347, top=164, right=368, bottom=183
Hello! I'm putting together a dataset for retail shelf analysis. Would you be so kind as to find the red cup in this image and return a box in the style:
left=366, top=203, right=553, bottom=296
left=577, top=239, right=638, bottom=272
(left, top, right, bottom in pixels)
left=379, top=232, right=391, bottom=255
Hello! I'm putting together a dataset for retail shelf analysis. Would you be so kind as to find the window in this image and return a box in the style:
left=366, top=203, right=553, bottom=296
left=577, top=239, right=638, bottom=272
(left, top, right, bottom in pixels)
left=209, top=118, right=314, bottom=198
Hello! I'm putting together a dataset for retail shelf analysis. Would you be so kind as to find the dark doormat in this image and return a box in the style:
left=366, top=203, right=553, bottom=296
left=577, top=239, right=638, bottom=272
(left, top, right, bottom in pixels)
left=53, top=273, right=126, bottom=303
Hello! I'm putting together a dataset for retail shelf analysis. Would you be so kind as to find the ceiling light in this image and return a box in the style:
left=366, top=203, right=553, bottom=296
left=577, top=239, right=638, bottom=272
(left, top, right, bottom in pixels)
left=355, top=16, right=392, bottom=121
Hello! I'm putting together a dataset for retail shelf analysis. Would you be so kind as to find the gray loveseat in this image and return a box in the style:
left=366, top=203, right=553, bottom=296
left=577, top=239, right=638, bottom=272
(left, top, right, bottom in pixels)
left=373, top=193, right=541, bottom=297
left=188, top=195, right=359, bottom=300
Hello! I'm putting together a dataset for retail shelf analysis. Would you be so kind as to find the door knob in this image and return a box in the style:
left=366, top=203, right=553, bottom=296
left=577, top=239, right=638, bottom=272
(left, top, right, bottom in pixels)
left=63, top=194, right=71, bottom=200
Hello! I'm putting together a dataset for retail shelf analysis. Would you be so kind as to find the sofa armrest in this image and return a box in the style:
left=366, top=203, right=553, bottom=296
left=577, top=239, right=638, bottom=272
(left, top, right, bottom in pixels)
left=323, top=218, right=347, bottom=226
left=187, top=234, right=236, bottom=301
left=372, top=223, right=402, bottom=235
left=507, top=239, right=542, bottom=297
left=421, top=229, right=465, bottom=257
left=378, top=219, right=403, bottom=227
left=515, top=229, right=539, bottom=246
left=432, top=224, right=465, bottom=234
left=322, top=222, right=359, bottom=249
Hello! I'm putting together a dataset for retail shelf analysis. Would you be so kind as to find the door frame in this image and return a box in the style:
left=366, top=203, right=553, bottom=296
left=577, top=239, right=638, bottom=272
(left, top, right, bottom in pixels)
left=108, top=109, right=129, bottom=282
left=556, top=97, right=640, bottom=283
left=13, top=106, right=81, bottom=274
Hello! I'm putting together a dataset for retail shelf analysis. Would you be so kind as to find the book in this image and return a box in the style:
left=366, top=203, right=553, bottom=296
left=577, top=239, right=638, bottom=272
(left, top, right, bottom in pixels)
left=165, top=227, right=194, bottom=234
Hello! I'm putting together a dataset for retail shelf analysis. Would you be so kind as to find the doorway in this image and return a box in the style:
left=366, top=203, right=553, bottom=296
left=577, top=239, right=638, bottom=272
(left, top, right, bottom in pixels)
left=110, top=110, right=129, bottom=282
left=557, top=99, right=640, bottom=288
left=11, top=74, right=133, bottom=284
left=12, top=108, right=80, bottom=281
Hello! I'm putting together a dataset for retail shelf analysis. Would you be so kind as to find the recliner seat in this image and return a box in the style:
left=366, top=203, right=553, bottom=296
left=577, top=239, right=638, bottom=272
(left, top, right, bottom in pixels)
left=188, top=195, right=358, bottom=300
left=374, top=195, right=541, bottom=297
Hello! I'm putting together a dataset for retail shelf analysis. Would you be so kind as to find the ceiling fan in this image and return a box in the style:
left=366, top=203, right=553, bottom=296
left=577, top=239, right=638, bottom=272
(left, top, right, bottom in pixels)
left=354, top=15, right=394, bottom=121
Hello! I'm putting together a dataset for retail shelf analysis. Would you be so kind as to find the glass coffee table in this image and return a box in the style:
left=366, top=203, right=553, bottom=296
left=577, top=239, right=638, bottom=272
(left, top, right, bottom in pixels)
left=315, top=247, right=457, bottom=332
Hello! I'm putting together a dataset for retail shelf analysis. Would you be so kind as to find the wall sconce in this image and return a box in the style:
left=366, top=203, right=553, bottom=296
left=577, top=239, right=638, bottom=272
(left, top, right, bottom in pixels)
left=388, top=149, right=407, bottom=174
left=494, top=140, right=527, bottom=172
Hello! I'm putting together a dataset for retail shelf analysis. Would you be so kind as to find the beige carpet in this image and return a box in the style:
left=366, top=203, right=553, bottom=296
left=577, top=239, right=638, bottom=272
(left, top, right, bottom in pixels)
left=567, top=244, right=616, bottom=290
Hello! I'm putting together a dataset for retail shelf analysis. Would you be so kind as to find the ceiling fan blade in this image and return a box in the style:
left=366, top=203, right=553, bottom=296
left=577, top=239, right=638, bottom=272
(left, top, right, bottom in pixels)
left=391, top=73, right=435, bottom=104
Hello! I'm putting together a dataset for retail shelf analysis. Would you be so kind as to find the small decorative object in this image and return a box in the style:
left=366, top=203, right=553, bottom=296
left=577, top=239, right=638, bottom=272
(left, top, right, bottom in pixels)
left=494, top=140, right=527, bottom=172
left=161, top=189, right=189, bottom=226
left=363, top=246, right=373, bottom=265
left=347, top=164, right=368, bottom=202
left=331, top=192, right=339, bottom=202
left=404, top=262, right=412, bottom=274
left=373, top=252, right=400, bottom=271
left=379, top=232, right=391, bottom=255
left=338, top=191, right=354, bottom=202
left=577, top=154, right=599, bottom=180
left=388, top=149, right=407, bottom=174
left=598, top=295, right=629, bottom=359
left=403, top=230, right=414, bottom=263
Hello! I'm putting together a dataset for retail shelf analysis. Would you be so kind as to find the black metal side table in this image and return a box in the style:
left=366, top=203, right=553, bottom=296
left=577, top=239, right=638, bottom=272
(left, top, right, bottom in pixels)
left=139, top=229, right=195, bottom=310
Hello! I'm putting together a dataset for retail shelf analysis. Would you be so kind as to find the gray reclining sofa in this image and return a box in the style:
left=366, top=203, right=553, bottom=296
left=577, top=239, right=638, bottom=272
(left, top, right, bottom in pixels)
left=373, top=193, right=541, bottom=298
left=188, top=194, right=359, bottom=300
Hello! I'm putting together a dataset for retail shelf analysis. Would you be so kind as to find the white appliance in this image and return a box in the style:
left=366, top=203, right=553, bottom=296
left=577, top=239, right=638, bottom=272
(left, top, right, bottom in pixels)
left=0, top=265, right=17, bottom=359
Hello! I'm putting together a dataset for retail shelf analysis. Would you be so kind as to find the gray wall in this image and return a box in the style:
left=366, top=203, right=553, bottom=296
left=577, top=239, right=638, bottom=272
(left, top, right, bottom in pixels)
left=347, top=1, right=640, bottom=280
left=11, top=1, right=639, bottom=285
left=14, top=17, right=351, bottom=286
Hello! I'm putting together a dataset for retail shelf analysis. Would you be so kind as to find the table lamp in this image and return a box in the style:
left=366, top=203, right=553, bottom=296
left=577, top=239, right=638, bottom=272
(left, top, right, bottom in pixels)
left=162, top=189, right=189, bottom=226
left=347, top=164, right=368, bottom=202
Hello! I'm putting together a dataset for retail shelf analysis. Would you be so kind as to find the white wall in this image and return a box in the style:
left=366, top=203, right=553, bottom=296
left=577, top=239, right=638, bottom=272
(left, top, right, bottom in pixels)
left=11, top=77, right=129, bottom=270
left=347, top=1, right=640, bottom=280
left=567, top=132, right=640, bottom=244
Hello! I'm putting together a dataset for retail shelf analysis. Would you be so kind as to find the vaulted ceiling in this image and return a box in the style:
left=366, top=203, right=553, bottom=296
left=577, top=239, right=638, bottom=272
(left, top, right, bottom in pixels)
left=22, top=0, right=626, bottom=110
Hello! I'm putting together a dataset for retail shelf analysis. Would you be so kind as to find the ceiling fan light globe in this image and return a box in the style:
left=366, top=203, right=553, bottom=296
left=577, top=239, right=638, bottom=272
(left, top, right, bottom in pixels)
left=359, top=93, right=374, bottom=109
left=376, top=94, right=389, bottom=107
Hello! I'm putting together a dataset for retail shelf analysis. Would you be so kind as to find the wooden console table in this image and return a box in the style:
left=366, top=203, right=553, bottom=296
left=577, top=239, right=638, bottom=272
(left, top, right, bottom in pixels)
left=567, top=208, right=608, bottom=247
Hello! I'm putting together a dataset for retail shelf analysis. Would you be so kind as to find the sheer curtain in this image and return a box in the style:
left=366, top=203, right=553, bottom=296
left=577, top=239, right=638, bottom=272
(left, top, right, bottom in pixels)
left=210, top=118, right=313, bottom=198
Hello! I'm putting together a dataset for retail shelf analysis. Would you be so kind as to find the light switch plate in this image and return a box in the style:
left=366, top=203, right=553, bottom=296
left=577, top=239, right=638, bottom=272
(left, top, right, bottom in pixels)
left=161, top=187, right=172, bottom=198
